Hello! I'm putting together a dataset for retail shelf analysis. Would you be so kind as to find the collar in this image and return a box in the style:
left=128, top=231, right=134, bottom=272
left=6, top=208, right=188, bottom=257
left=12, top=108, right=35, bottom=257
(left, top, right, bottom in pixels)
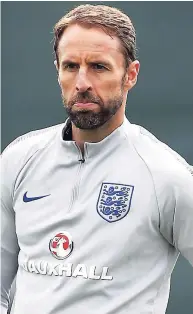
left=59, top=116, right=132, bottom=160
left=62, top=118, right=73, bottom=141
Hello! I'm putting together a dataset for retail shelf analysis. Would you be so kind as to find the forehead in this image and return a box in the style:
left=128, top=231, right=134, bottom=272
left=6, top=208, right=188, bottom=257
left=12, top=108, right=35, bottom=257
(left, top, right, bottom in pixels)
left=57, top=24, right=124, bottom=63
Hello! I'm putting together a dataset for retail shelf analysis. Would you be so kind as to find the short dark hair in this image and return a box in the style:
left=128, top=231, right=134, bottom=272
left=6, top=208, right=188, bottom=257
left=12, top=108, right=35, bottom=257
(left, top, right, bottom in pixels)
left=53, top=4, right=137, bottom=69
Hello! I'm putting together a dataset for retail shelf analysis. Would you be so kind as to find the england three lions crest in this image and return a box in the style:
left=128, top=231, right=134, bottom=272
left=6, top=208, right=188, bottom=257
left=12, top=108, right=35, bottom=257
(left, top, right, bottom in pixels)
left=97, top=183, right=134, bottom=223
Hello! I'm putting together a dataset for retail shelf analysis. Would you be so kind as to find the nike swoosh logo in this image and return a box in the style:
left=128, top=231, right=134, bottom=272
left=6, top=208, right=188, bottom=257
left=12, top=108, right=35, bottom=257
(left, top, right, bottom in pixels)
left=23, top=191, right=50, bottom=203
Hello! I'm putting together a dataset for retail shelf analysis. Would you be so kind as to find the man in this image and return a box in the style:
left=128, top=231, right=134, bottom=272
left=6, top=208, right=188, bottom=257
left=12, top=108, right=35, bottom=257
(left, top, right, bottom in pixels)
left=1, top=4, right=193, bottom=314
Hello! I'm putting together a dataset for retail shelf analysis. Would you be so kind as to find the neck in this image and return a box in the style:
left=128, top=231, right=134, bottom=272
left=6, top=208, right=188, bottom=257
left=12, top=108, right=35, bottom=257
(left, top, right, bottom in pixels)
left=72, top=111, right=124, bottom=153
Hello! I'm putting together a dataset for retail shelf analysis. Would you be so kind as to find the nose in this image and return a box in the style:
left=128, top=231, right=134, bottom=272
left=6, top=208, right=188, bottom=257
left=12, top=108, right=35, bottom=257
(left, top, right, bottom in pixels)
left=76, top=69, right=92, bottom=93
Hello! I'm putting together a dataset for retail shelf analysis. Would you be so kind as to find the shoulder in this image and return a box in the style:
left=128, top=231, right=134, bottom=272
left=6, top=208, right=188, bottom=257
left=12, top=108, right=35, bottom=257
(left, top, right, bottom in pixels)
left=127, top=122, right=192, bottom=182
left=126, top=122, right=193, bottom=244
left=1, top=123, right=65, bottom=182
left=2, top=123, right=64, bottom=160
left=1, top=123, right=66, bottom=208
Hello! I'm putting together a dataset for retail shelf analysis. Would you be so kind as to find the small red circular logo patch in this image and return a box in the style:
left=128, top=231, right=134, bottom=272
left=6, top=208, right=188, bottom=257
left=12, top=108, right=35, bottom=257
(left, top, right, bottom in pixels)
left=49, top=231, right=73, bottom=260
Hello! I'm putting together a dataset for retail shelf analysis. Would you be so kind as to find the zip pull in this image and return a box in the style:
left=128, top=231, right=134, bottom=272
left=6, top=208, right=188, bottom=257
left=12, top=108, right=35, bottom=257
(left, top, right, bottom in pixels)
left=75, top=142, right=85, bottom=163
left=78, top=158, right=85, bottom=163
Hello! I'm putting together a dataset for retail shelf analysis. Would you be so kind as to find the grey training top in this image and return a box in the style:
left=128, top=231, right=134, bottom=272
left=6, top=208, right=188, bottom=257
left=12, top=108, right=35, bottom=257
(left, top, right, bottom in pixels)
left=1, top=117, right=193, bottom=314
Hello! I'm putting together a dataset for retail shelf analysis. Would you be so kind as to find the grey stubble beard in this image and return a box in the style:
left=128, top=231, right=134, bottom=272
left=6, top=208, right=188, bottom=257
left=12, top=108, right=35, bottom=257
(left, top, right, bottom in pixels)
left=62, top=88, right=124, bottom=130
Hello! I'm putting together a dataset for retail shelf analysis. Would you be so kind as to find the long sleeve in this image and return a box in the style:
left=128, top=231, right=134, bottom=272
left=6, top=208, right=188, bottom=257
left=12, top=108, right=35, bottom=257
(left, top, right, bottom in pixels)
left=158, top=162, right=193, bottom=266
left=1, top=151, right=20, bottom=312
left=0, top=126, right=60, bottom=313
left=133, top=125, right=193, bottom=267
left=172, top=166, right=193, bottom=265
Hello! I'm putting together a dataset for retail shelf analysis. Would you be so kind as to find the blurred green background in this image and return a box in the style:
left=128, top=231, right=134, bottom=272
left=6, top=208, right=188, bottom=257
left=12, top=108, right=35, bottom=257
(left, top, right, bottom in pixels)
left=1, top=1, right=193, bottom=313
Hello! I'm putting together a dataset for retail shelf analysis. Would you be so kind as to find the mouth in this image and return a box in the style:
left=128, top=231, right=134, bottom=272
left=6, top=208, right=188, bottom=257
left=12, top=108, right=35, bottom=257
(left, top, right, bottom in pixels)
left=74, top=102, right=98, bottom=108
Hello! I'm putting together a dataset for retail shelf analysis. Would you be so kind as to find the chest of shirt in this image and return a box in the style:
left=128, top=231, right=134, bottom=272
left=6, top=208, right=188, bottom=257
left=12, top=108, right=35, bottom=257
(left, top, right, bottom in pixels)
left=13, top=148, right=162, bottom=266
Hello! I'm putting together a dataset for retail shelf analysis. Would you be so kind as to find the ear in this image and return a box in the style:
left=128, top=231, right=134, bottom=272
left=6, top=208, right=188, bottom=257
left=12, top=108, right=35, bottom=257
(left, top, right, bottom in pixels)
left=54, top=60, right=61, bottom=86
left=54, top=60, right=59, bottom=72
left=124, top=60, right=140, bottom=90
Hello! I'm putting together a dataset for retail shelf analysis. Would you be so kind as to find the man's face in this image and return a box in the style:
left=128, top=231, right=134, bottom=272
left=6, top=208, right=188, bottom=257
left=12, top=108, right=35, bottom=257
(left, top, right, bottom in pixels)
left=56, top=24, right=138, bottom=129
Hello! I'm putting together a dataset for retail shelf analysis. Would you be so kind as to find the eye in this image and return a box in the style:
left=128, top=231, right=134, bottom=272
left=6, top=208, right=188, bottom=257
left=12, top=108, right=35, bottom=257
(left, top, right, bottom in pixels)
left=91, top=63, right=108, bottom=71
left=63, top=63, right=79, bottom=71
